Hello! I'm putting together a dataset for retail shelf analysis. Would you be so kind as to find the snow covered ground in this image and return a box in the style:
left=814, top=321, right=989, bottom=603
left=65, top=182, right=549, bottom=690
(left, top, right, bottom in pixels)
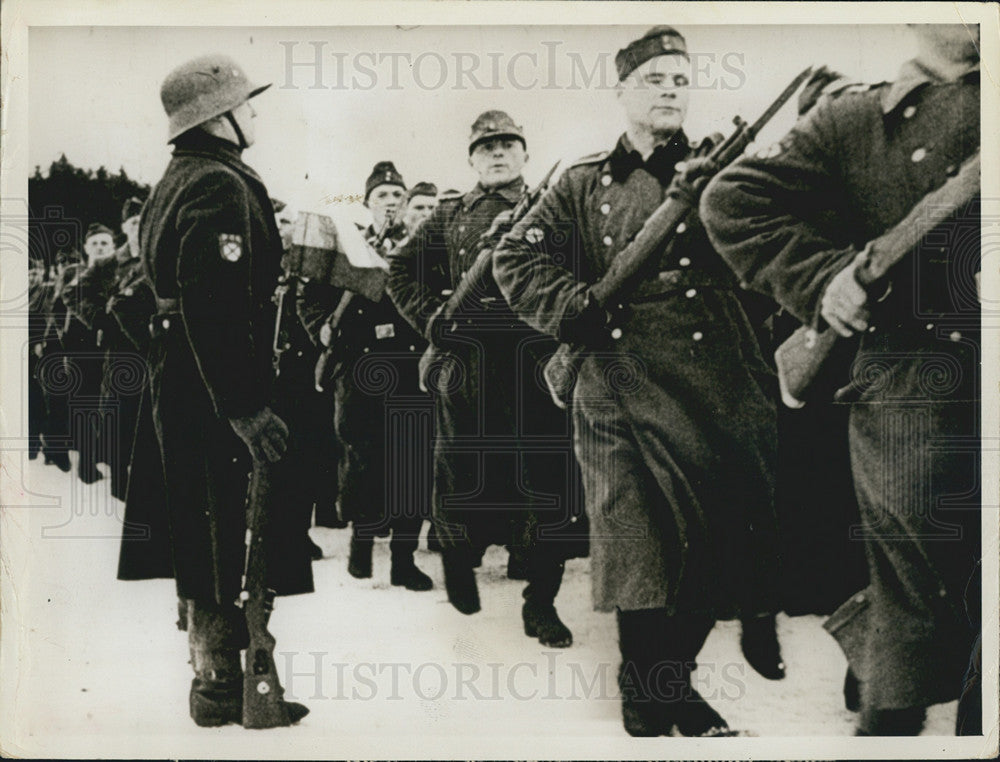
left=3, top=452, right=961, bottom=758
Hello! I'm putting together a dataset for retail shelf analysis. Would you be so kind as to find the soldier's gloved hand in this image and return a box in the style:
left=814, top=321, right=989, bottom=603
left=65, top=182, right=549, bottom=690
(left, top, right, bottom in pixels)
left=558, top=289, right=612, bottom=347
left=820, top=250, right=870, bottom=337
left=482, top=209, right=516, bottom=245
left=668, top=157, right=715, bottom=206
left=228, top=406, right=290, bottom=464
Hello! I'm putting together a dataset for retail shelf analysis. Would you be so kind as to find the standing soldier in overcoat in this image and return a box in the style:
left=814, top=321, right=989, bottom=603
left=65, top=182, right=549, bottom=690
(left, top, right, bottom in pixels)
left=491, top=29, right=780, bottom=735
left=388, top=111, right=584, bottom=648
left=701, top=24, right=981, bottom=735
left=63, top=198, right=147, bottom=499
left=133, top=53, right=310, bottom=727
left=297, top=161, right=434, bottom=590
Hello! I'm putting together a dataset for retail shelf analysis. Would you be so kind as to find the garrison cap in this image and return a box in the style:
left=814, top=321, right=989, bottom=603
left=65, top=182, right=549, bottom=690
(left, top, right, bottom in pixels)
left=406, top=181, right=439, bottom=201
left=160, top=54, right=270, bottom=143
left=469, top=110, right=526, bottom=154
left=85, top=222, right=115, bottom=241
left=616, top=26, right=689, bottom=82
left=365, top=161, right=406, bottom=201
left=121, top=196, right=144, bottom=223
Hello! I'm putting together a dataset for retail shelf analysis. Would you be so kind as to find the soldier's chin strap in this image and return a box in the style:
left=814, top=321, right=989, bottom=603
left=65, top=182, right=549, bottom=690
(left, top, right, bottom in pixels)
left=224, top=111, right=248, bottom=150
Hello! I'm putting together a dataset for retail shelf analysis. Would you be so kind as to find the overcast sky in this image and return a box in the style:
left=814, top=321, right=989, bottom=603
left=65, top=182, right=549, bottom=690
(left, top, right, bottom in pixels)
left=29, top=24, right=917, bottom=225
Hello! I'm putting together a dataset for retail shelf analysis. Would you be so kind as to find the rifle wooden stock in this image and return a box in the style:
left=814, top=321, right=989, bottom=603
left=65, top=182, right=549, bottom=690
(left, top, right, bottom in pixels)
left=240, top=461, right=293, bottom=729
left=542, top=67, right=815, bottom=409
left=775, top=149, right=980, bottom=407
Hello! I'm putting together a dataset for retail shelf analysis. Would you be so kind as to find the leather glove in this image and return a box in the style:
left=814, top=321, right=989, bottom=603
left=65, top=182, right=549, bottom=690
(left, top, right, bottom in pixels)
left=820, top=250, right=870, bottom=337
left=667, top=157, right=715, bottom=207
left=229, top=406, right=290, bottom=464
left=557, top=289, right=613, bottom=347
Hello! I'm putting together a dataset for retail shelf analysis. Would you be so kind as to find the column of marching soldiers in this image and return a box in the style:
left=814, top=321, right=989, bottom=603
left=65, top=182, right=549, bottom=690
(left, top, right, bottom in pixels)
left=27, top=24, right=982, bottom=738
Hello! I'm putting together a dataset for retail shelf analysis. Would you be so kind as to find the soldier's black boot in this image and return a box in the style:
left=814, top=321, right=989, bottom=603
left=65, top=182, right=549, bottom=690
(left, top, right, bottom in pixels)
left=441, top=546, right=480, bottom=614
left=740, top=613, right=785, bottom=680
left=616, top=609, right=668, bottom=736
left=190, top=649, right=243, bottom=727
left=855, top=706, right=926, bottom=736
left=347, top=533, right=373, bottom=579
left=522, top=559, right=571, bottom=647
left=390, top=549, right=433, bottom=591
left=44, top=449, right=72, bottom=472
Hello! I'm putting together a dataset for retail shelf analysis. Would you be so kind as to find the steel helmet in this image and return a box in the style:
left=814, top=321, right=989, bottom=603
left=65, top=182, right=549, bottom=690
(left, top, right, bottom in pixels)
left=160, top=54, right=270, bottom=142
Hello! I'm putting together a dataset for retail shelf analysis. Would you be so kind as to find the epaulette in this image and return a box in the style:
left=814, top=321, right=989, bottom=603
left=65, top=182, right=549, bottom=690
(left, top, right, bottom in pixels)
left=568, top=150, right=610, bottom=168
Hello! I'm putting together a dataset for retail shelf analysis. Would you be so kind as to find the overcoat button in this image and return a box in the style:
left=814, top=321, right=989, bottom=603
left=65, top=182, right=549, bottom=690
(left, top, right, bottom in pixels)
left=926, top=323, right=934, bottom=330
left=949, top=331, right=962, bottom=342
left=854, top=593, right=865, bottom=603
left=903, top=105, right=917, bottom=119
left=600, top=203, right=611, bottom=215
left=459, top=248, right=466, bottom=256
left=297, top=350, right=303, bottom=357
left=676, top=222, right=687, bottom=234
left=162, top=318, right=170, bottom=329
left=685, top=288, right=697, bottom=298
left=603, top=236, right=613, bottom=246
left=124, top=288, right=133, bottom=297
left=363, top=347, right=370, bottom=353
left=610, top=328, right=623, bottom=340
left=601, top=175, right=612, bottom=186
left=692, top=331, right=703, bottom=341
left=945, top=164, right=958, bottom=176
left=409, top=344, right=416, bottom=351
left=911, top=147, right=927, bottom=163
left=357, top=309, right=363, bottom=314
left=679, top=257, right=691, bottom=267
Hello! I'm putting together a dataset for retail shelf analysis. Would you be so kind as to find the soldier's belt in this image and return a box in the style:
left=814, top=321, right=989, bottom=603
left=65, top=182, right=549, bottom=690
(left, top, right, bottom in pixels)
left=630, top=270, right=730, bottom=302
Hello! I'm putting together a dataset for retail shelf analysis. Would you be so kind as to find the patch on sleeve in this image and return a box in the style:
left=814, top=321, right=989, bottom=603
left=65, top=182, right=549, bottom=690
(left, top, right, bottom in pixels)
left=524, top=226, right=544, bottom=245
left=219, top=233, right=243, bottom=262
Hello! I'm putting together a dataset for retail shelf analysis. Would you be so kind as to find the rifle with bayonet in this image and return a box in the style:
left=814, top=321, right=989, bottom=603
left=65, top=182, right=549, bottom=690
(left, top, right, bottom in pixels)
left=542, top=66, right=814, bottom=409
left=418, top=160, right=561, bottom=388
left=312, top=215, right=397, bottom=392
left=773, top=148, right=980, bottom=408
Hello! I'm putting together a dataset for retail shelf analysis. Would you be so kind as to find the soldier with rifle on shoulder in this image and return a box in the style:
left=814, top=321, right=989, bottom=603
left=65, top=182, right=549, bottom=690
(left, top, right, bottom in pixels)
left=702, top=24, right=982, bottom=736
left=491, top=27, right=811, bottom=736
left=388, top=111, right=587, bottom=649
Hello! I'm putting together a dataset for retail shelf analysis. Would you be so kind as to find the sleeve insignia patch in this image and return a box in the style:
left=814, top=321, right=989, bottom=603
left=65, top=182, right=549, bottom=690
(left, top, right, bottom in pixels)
left=524, top=227, right=544, bottom=244
left=219, top=233, right=243, bottom=262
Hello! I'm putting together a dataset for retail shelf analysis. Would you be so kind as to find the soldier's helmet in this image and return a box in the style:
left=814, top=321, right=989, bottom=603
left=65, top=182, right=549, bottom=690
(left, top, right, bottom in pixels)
left=468, top=110, right=526, bottom=154
left=160, top=54, right=270, bottom=142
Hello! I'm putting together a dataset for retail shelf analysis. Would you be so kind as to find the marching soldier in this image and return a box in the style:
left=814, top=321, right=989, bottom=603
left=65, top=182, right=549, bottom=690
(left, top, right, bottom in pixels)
left=389, top=111, right=584, bottom=648
left=491, top=29, right=780, bottom=734
left=129, top=53, right=310, bottom=727
left=297, top=161, right=434, bottom=591
left=701, top=24, right=981, bottom=735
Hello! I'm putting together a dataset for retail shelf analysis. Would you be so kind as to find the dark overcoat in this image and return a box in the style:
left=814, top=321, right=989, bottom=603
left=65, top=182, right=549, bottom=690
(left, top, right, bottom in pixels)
left=132, top=131, right=312, bottom=603
left=701, top=61, right=981, bottom=710
left=389, top=178, right=588, bottom=559
left=492, top=132, right=779, bottom=615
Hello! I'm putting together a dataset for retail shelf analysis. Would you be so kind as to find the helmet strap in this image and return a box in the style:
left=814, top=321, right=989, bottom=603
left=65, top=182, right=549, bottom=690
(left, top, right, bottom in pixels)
left=223, top=111, right=248, bottom=150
